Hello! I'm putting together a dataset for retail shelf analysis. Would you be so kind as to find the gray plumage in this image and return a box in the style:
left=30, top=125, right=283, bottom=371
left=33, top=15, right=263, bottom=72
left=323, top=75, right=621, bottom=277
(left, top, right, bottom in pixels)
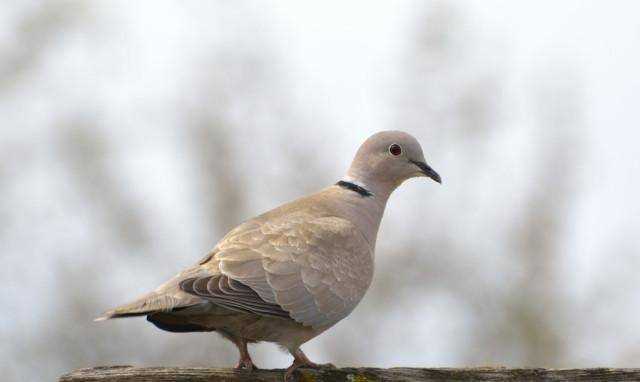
left=96, top=130, right=441, bottom=379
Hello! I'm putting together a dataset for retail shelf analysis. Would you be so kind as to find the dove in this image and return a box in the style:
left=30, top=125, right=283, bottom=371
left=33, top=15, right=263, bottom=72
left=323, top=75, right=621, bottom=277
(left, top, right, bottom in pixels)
left=96, top=130, right=441, bottom=380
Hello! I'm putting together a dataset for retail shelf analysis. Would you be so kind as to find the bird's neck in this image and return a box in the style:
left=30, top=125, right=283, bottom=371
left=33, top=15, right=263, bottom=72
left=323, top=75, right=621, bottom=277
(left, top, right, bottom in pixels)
left=334, top=175, right=396, bottom=251
left=340, top=172, right=398, bottom=202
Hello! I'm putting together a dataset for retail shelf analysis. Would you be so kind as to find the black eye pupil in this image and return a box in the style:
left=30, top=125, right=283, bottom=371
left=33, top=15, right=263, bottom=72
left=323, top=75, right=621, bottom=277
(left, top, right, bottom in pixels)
left=389, top=144, right=402, bottom=156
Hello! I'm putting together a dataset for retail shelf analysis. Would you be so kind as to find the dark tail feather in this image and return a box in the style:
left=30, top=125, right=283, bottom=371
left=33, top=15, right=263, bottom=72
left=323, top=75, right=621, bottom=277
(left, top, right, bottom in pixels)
left=94, top=311, right=150, bottom=321
left=146, top=313, right=212, bottom=333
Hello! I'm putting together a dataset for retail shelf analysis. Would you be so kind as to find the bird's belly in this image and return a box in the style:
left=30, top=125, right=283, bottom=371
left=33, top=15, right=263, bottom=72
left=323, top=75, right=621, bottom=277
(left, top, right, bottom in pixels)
left=176, top=308, right=321, bottom=349
left=240, top=315, right=319, bottom=349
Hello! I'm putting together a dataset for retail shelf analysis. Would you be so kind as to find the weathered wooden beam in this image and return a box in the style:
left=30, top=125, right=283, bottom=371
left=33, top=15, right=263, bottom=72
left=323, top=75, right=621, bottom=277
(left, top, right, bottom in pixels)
left=59, top=365, right=640, bottom=381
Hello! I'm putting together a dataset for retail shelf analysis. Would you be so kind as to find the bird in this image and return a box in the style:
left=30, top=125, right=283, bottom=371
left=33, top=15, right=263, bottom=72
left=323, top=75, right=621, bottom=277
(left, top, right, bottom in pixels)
left=96, top=130, right=441, bottom=380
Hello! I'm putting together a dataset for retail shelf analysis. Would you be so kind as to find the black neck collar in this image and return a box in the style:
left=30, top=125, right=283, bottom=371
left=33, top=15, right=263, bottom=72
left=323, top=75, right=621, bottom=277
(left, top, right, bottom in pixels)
left=336, top=180, right=373, bottom=197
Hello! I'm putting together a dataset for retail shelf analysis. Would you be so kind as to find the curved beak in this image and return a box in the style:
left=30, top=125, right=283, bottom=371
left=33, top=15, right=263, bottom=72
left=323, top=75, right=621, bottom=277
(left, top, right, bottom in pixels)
left=410, top=160, right=442, bottom=184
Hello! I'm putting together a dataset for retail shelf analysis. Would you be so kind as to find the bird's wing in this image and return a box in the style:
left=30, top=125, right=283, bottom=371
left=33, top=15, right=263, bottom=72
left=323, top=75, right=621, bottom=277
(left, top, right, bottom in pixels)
left=179, top=274, right=290, bottom=318
left=180, top=210, right=374, bottom=329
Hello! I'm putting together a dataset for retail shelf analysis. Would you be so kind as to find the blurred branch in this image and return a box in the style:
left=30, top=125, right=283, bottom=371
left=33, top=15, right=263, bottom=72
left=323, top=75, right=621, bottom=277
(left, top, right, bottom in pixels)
left=56, top=120, right=149, bottom=248
left=0, top=1, right=85, bottom=90
left=187, top=119, right=246, bottom=237
left=500, top=71, right=585, bottom=366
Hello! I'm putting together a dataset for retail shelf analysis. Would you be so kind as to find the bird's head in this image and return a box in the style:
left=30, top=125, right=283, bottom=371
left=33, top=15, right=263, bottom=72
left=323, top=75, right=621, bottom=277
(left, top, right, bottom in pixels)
left=345, top=131, right=441, bottom=195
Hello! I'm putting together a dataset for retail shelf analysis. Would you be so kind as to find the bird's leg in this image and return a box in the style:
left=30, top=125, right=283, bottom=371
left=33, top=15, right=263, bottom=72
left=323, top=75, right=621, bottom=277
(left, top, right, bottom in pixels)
left=231, top=337, right=256, bottom=371
left=284, top=349, right=335, bottom=380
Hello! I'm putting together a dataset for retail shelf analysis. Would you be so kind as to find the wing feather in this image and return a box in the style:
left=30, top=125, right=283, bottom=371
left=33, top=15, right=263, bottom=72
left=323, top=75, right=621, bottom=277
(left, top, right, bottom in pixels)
left=180, top=210, right=374, bottom=329
left=179, top=275, right=289, bottom=318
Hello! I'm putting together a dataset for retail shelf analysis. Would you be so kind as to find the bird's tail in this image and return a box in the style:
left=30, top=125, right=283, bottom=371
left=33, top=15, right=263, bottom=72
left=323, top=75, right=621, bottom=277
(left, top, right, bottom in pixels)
left=94, top=292, right=187, bottom=321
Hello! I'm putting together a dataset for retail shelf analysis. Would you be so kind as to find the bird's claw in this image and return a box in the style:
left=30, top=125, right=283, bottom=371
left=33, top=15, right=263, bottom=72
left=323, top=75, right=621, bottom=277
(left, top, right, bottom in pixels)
left=284, top=361, right=336, bottom=381
left=233, top=358, right=257, bottom=371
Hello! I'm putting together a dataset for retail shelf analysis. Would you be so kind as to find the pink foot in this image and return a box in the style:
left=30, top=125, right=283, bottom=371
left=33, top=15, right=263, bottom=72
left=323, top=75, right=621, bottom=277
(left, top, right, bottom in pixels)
left=233, top=354, right=257, bottom=371
left=284, top=349, right=335, bottom=380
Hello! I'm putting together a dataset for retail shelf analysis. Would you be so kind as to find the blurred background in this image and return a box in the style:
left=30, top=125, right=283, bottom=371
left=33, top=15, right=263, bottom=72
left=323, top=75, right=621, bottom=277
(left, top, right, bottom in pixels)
left=2, top=1, right=640, bottom=380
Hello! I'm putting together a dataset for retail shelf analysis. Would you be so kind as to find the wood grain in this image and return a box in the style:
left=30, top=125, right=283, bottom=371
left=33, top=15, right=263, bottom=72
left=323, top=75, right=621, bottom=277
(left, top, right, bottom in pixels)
left=59, top=365, right=640, bottom=381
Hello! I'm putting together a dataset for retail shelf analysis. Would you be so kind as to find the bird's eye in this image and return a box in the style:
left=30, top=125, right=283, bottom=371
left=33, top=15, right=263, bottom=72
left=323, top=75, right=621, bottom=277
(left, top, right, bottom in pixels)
left=389, top=143, right=402, bottom=156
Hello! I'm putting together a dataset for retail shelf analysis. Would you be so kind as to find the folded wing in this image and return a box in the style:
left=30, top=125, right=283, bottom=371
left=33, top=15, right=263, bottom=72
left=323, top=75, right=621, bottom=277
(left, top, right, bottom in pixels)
left=180, top=210, right=374, bottom=330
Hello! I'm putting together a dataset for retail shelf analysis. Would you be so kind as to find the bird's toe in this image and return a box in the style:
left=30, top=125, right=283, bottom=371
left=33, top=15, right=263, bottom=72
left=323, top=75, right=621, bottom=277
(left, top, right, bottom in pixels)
left=233, top=358, right=257, bottom=371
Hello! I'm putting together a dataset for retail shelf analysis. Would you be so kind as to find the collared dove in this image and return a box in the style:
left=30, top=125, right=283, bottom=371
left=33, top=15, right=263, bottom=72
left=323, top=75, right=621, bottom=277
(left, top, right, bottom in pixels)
left=96, top=130, right=441, bottom=380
